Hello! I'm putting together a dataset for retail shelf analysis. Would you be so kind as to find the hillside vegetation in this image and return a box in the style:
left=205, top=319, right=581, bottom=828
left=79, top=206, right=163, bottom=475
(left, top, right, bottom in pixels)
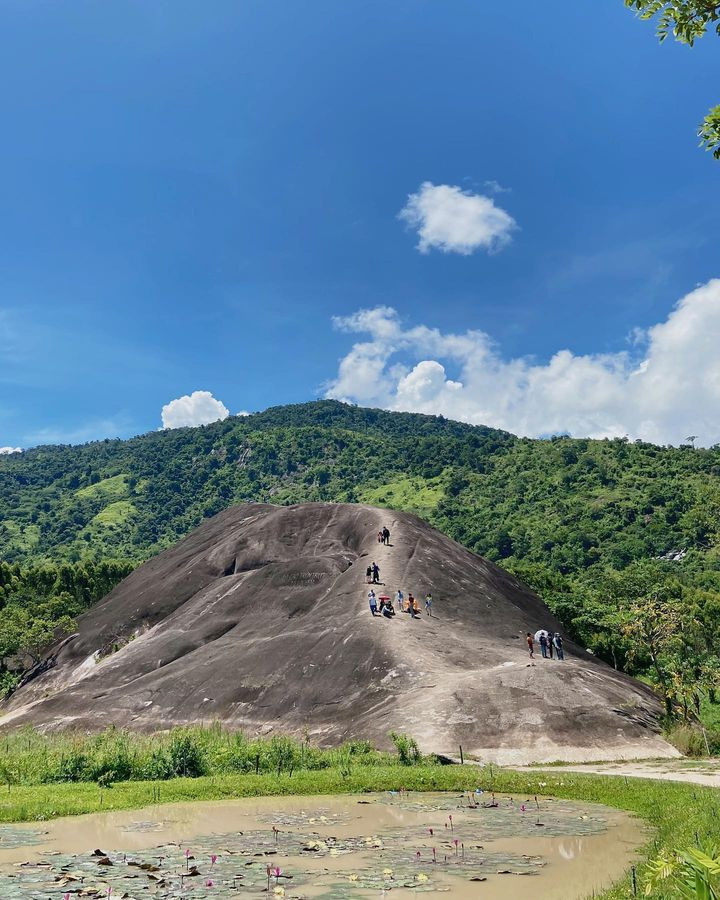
left=1, top=401, right=720, bottom=720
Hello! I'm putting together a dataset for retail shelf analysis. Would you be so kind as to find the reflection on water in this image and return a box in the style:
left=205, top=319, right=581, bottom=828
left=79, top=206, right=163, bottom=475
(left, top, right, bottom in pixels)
left=0, top=791, right=642, bottom=898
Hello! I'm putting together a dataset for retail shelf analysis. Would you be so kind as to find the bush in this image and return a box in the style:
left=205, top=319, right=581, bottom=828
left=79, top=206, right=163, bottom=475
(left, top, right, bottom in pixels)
left=55, top=749, right=90, bottom=782
left=167, top=731, right=207, bottom=778
left=389, top=731, right=422, bottom=765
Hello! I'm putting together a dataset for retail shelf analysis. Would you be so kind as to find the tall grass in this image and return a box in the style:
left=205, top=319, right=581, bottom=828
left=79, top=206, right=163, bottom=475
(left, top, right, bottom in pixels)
left=0, top=725, right=399, bottom=786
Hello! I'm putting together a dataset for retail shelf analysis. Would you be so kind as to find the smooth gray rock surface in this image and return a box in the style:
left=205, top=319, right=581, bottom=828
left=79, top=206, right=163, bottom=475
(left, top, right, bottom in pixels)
left=1, top=503, right=678, bottom=763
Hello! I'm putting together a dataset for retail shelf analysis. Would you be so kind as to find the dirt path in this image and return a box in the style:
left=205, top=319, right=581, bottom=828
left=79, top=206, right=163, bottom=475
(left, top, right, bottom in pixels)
left=515, top=760, right=720, bottom=788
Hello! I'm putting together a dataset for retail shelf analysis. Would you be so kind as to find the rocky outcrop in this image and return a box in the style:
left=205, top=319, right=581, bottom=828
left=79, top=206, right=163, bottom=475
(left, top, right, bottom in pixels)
left=1, top=503, right=678, bottom=764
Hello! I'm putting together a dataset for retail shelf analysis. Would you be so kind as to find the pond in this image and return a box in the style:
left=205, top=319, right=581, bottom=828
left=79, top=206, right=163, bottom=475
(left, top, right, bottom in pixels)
left=0, top=790, right=643, bottom=898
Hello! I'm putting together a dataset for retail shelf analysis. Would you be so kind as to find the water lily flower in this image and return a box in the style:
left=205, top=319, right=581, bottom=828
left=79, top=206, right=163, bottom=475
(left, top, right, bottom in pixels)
left=273, top=888, right=285, bottom=897
left=211, top=854, right=217, bottom=866
left=383, top=868, right=393, bottom=878
left=417, top=873, right=429, bottom=882
left=348, top=873, right=359, bottom=882
left=206, top=879, right=214, bottom=887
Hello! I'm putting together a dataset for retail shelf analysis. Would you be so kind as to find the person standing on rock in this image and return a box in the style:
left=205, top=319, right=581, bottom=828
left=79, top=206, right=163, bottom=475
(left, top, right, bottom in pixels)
left=554, top=633, right=564, bottom=660
left=372, top=562, right=380, bottom=584
left=366, top=564, right=372, bottom=584
left=425, top=593, right=432, bottom=616
left=396, top=589, right=404, bottom=608
left=539, top=632, right=548, bottom=658
left=526, top=632, right=534, bottom=658
left=368, top=590, right=377, bottom=616
left=382, top=526, right=390, bottom=545
left=546, top=629, right=554, bottom=659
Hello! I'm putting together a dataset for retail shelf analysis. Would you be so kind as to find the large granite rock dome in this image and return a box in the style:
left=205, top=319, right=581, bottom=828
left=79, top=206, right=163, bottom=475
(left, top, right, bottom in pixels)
left=1, top=503, right=677, bottom=764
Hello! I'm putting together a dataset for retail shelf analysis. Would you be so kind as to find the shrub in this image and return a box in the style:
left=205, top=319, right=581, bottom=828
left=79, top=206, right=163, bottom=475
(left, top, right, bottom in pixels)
left=55, top=749, right=90, bottom=782
left=389, top=731, right=421, bottom=765
left=167, top=731, right=207, bottom=778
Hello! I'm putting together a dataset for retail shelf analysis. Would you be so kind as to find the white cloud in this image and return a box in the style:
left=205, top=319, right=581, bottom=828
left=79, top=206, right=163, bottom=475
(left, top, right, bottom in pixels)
left=0, top=446, right=21, bottom=454
left=398, top=182, right=517, bottom=255
left=325, top=279, right=720, bottom=447
left=161, top=390, right=230, bottom=429
left=484, top=179, right=511, bottom=194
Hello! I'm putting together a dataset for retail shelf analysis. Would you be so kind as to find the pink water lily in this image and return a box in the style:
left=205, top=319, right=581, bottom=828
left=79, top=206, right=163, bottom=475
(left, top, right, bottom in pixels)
left=211, top=854, right=217, bottom=866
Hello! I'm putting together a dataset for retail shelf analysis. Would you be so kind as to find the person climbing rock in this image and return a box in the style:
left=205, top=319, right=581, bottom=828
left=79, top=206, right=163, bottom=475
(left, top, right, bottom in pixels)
left=546, top=628, right=554, bottom=659
left=382, top=526, right=390, bottom=545
left=539, top=632, right=548, bottom=658
left=526, top=632, right=534, bottom=658
left=372, top=562, right=380, bottom=584
left=368, top=590, right=377, bottom=616
left=554, top=633, right=564, bottom=660
left=425, top=593, right=432, bottom=616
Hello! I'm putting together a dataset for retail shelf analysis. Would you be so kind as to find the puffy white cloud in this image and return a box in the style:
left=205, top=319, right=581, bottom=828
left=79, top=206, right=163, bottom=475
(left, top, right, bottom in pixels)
left=398, top=181, right=517, bottom=255
left=0, top=446, right=21, bottom=454
left=161, top=390, right=230, bottom=430
left=325, top=279, right=720, bottom=447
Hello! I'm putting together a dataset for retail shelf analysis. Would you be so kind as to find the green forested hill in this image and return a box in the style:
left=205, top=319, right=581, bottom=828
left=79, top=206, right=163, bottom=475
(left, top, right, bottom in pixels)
left=2, top=400, right=720, bottom=712
left=2, top=400, right=718, bottom=570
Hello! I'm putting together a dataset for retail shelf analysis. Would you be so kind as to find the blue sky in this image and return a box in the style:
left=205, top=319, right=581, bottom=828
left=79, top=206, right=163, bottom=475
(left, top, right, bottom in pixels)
left=1, top=0, right=719, bottom=449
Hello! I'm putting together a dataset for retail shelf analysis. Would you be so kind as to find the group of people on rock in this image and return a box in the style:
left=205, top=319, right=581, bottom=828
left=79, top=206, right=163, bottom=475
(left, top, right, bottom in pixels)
left=366, top=524, right=433, bottom=621
left=526, top=629, right=564, bottom=660
left=367, top=588, right=433, bottom=619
